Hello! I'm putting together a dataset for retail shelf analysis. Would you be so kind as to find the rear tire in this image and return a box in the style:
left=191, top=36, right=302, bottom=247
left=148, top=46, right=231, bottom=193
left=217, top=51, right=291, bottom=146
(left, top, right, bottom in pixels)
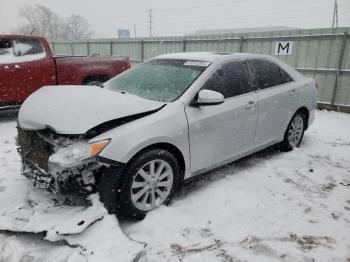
left=111, top=149, right=180, bottom=220
left=280, top=112, right=305, bottom=152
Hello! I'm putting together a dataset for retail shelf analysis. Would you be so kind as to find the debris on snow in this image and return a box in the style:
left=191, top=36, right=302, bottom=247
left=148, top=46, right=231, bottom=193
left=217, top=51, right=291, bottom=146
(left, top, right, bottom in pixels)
left=0, top=110, right=350, bottom=261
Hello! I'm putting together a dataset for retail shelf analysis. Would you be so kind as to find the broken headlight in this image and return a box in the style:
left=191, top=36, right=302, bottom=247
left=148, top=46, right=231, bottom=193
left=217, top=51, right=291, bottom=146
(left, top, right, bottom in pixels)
left=49, top=139, right=110, bottom=167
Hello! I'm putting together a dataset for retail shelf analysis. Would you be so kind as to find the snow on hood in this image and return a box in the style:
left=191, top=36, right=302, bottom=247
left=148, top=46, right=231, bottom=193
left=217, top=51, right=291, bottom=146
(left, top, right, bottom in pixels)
left=18, top=85, right=165, bottom=134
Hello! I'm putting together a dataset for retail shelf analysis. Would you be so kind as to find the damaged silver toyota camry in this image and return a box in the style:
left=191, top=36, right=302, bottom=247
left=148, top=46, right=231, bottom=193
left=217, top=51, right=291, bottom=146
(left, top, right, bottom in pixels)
left=17, top=52, right=317, bottom=219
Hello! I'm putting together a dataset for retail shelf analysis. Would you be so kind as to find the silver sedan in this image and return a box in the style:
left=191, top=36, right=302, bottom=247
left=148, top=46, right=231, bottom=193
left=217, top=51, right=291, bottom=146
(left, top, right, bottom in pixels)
left=17, top=52, right=318, bottom=219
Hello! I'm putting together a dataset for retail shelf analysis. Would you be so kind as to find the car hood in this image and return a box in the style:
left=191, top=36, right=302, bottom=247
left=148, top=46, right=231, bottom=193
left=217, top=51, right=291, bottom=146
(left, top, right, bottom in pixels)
left=18, top=85, right=165, bottom=135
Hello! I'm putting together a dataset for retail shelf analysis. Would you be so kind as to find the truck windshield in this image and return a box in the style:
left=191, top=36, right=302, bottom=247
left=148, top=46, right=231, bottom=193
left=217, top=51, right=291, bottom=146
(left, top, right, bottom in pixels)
left=104, top=59, right=208, bottom=102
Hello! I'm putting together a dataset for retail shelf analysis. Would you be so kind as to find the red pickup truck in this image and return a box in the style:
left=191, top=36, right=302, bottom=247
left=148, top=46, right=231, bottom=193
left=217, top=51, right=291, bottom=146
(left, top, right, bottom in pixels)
left=0, top=35, right=131, bottom=111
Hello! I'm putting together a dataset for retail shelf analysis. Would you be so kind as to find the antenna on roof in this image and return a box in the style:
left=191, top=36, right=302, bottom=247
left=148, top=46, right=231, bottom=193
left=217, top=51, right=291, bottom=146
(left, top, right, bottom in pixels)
left=30, top=28, right=35, bottom=35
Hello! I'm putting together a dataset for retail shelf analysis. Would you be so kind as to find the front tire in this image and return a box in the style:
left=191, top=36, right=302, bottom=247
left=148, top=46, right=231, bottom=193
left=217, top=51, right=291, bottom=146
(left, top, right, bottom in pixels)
left=85, top=80, right=104, bottom=86
left=117, top=149, right=180, bottom=220
left=280, top=112, right=305, bottom=152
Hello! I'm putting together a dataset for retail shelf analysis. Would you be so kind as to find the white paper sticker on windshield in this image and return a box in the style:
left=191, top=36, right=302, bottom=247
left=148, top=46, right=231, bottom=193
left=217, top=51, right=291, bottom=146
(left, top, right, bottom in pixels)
left=184, top=61, right=210, bottom=67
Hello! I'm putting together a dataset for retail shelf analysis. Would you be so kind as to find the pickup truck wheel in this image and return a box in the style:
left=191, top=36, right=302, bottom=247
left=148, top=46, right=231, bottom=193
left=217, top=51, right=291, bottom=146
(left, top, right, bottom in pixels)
left=280, top=112, right=305, bottom=152
left=117, top=149, right=180, bottom=220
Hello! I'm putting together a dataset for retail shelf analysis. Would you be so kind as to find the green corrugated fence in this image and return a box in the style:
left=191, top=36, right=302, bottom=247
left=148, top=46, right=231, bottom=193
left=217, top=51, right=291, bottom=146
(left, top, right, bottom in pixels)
left=51, top=27, right=350, bottom=108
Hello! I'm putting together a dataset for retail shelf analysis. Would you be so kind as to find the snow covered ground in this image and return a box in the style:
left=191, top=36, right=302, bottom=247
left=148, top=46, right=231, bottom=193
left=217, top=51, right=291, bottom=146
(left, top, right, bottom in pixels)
left=0, top=110, right=349, bottom=261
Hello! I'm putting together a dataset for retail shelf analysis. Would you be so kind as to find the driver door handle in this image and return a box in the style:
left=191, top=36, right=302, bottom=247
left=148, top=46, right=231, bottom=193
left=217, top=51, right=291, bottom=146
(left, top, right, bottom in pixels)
left=4, top=65, right=16, bottom=71
left=246, top=100, right=256, bottom=109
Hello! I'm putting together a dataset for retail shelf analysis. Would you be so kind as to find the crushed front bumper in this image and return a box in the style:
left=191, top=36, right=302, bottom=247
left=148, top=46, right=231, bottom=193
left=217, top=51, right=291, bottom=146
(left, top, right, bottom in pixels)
left=17, top=126, right=125, bottom=195
left=22, top=157, right=102, bottom=195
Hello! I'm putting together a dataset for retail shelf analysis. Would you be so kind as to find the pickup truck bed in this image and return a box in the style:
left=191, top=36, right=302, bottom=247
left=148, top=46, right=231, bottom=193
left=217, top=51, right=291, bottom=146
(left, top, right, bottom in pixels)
left=54, top=56, right=129, bottom=85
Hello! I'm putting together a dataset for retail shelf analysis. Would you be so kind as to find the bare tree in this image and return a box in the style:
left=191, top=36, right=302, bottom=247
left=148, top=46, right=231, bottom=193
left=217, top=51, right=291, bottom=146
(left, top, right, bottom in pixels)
left=65, top=15, right=93, bottom=40
left=14, top=5, right=93, bottom=41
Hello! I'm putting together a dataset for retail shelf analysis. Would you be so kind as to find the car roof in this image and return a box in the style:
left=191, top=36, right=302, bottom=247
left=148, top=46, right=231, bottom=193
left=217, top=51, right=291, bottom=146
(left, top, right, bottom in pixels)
left=154, top=51, right=304, bottom=82
left=155, top=52, right=273, bottom=63
left=0, top=35, right=46, bottom=40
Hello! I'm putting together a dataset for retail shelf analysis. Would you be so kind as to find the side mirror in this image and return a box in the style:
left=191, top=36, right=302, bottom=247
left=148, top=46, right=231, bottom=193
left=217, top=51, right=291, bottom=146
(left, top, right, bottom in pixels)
left=193, top=89, right=224, bottom=106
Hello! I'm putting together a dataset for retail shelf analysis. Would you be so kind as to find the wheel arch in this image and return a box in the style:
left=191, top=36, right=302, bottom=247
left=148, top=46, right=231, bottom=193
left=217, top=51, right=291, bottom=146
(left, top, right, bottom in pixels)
left=295, top=106, right=310, bottom=130
left=127, top=142, right=186, bottom=182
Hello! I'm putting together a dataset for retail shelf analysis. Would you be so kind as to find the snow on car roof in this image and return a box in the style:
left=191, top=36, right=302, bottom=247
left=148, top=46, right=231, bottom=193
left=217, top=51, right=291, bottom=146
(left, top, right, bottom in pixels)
left=155, top=52, right=271, bottom=63
left=154, top=52, right=303, bottom=81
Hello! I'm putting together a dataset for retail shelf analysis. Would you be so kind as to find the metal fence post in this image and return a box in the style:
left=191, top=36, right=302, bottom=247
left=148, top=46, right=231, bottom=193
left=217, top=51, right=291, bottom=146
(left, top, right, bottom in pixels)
left=140, top=40, right=144, bottom=61
left=182, top=38, right=186, bottom=52
left=70, top=42, right=74, bottom=56
left=239, top=36, right=244, bottom=52
left=51, top=43, right=56, bottom=55
left=87, top=41, right=90, bottom=56
left=331, top=32, right=347, bottom=106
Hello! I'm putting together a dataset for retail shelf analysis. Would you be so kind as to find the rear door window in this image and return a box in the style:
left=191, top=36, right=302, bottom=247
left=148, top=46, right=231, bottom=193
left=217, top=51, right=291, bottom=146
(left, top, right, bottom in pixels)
left=248, top=59, right=283, bottom=89
left=202, top=60, right=250, bottom=98
left=15, top=38, right=44, bottom=56
left=279, top=67, right=294, bottom=84
left=0, top=39, right=15, bottom=63
left=0, top=38, right=45, bottom=64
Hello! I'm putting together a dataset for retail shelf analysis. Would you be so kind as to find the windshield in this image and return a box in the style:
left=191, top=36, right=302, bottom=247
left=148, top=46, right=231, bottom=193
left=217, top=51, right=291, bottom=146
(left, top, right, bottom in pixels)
left=104, top=59, right=208, bottom=102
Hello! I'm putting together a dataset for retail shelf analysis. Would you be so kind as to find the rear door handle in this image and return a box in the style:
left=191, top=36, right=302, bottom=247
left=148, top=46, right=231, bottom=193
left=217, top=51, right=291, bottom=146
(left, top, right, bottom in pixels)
left=246, top=101, right=256, bottom=109
left=289, top=89, right=297, bottom=96
left=4, top=65, right=16, bottom=71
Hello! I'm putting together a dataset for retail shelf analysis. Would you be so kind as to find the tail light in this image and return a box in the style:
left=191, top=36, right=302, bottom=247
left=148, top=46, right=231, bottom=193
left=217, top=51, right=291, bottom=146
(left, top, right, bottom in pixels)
left=126, top=60, right=132, bottom=69
left=315, top=82, right=319, bottom=90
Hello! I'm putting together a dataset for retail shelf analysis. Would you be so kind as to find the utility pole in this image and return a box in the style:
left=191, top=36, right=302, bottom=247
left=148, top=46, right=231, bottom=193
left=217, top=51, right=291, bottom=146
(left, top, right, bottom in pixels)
left=332, top=0, right=341, bottom=110
left=332, top=0, right=339, bottom=28
left=133, top=24, right=137, bottom=38
left=148, top=9, right=153, bottom=38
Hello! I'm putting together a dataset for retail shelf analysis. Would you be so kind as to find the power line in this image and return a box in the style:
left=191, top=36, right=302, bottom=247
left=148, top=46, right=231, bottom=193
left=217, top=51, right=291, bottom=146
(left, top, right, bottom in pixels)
left=155, top=2, right=350, bottom=27
left=92, top=2, right=349, bottom=24
left=92, top=1, right=246, bottom=23
left=152, top=16, right=350, bottom=35
left=148, top=2, right=350, bottom=36
left=90, top=1, right=350, bottom=37
left=153, top=11, right=349, bottom=30
left=153, top=0, right=246, bottom=12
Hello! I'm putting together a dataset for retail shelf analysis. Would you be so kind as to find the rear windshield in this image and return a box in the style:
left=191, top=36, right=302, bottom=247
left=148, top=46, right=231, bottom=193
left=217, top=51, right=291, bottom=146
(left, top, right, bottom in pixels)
left=104, top=59, right=209, bottom=102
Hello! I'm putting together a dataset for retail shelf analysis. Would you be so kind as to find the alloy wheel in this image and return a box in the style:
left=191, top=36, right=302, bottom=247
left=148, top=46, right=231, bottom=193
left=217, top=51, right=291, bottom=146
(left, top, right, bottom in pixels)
left=288, top=115, right=304, bottom=147
left=131, top=159, right=174, bottom=212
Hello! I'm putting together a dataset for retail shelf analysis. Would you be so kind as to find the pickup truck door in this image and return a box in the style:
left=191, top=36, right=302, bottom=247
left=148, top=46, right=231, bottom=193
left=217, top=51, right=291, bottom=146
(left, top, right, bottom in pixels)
left=0, top=37, right=56, bottom=105
left=0, top=39, right=19, bottom=106
left=11, top=38, right=56, bottom=102
left=185, top=60, right=258, bottom=173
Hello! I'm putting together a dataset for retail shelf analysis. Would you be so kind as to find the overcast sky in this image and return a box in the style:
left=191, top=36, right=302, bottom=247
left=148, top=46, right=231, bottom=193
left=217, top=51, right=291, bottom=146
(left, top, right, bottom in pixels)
left=1, top=0, right=349, bottom=38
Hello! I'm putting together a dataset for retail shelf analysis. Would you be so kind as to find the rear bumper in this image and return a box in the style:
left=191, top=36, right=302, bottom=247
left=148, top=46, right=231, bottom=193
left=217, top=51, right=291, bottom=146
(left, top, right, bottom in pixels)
left=308, top=108, right=316, bottom=129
